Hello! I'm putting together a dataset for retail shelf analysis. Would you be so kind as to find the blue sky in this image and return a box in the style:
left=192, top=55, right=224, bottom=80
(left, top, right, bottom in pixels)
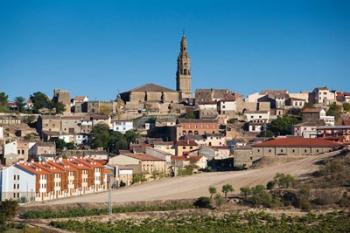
left=1, top=0, right=349, bottom=100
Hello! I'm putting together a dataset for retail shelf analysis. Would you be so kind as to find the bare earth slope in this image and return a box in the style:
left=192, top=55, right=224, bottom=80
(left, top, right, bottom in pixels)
left=48, top=152, right=338, bottom=204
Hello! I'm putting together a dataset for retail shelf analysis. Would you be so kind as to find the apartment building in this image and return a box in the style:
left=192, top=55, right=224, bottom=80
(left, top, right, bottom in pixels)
left=0, top=158, right=108, bottom=202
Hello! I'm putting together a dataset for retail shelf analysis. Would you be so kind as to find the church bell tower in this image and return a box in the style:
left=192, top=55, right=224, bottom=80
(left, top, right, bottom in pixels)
left=176, top=34, right=192, bottom=98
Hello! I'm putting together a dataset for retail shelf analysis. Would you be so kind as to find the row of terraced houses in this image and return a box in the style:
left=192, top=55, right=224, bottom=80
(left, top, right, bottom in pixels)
left=0, top=157, right=109, bottom=202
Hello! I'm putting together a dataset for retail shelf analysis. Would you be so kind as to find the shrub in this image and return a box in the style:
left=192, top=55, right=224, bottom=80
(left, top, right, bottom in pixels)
left=214, top=194, right=224, bottom=207
left=132, top=173, right=146, bottom=184
left=266, top=181, right=275, bottom=190
left=194, top=197, right=212, bottom=209
left=0, top=200, right=18, bottom=231
left=209, top=186, right=217, bottom=199
left=240, top=187, right=251, bottom=199
left=338, top=192, right=350, bottom=207
left=273, top=173, right=295, bottom=189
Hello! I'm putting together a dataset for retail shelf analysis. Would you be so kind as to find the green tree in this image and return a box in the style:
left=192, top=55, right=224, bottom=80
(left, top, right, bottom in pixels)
left=0, top=92, right=8, bottom=106
left=227, top=118, right=237, bottom=124
left=273, top=173, right=295, bottom=189
left=0, top=91, right=9, bottom=112
left=30, top=92, right=50, bottom=112
left=194, top=196, right=212, bottom=209
left=257, top=130, right=274, bottom=138
left=222, top=184, right=234, bottom=198
left=90, top=123, right=110, bottom=149
left=124, top=130, right=138, bottom=146
left=209, top=186, right=217, bottom=199
left=54, top=102, right=66, bottom=114
left=327, top=102, right=342, bottom=122
left=343, top=103, right=350, bottom=112
left=184, top=111, right=196, bottom=119
left=55, top=139, right=66, bottom=151
left=240, top=187, right=251, bottom=199
left=108, top=131, right=128, bottom=154
left=15, top=96, right=26, bottom=112
left=267, top=116, right=300, bottom=136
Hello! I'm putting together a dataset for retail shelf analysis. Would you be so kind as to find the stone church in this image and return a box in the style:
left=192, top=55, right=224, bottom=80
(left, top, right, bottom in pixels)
left=120, top=34, right=192, bottom=104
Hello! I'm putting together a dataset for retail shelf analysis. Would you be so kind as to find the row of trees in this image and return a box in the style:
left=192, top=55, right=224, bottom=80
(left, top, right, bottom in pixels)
left=0, top=91, right=65, bottom=114
left=0, top=91, right=27, bottom=113
left=194, top=184, right=234, bottom=209
left=90, top=123, right=138, bottom=154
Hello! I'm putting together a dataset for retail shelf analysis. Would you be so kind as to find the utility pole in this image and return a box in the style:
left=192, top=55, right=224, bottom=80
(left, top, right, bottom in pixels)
left=108, top=175, right=112, bottom=215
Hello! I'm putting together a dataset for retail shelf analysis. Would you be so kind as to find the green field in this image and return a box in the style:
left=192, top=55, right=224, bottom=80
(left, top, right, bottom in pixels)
left=50, top=211, right=350, bottom=233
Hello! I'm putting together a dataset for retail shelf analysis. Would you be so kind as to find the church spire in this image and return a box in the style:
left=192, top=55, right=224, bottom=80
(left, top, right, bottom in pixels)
left=176, top=34, right=192, bottom=98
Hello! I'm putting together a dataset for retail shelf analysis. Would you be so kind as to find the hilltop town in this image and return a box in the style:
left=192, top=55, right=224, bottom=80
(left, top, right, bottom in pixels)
left=0, top=35, right=350, bottom=206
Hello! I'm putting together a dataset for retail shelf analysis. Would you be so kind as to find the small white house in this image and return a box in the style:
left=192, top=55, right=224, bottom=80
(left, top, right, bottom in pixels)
left=0, top=165, right=36, bottom=202
left=112, top=120, right=134, bottom=134
left=320, top=109, right=335, bottom=126
left=244, top=111, right=270, bottom=122
left=288, top=98, right=306, bottom=108
left=218, top=100, right=237, bottom=115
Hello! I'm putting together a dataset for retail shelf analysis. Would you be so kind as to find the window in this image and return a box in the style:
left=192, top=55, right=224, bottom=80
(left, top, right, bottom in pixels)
left=17, top=150, right=20, bottom=154
left=17, top=184, right=19, bottom=189
left=14, top=184, right=16, bottom=189
left=22, top=150, right=24, bottom=154
left=14, top=175, right=16, bottom=180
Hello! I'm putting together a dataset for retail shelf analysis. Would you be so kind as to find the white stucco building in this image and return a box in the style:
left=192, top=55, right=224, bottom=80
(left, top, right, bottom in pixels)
left=112, top=120, right=134, bottom=134
left=0, top=165, right=36, bottom=202
left=311, top=87, right=335, bottom=105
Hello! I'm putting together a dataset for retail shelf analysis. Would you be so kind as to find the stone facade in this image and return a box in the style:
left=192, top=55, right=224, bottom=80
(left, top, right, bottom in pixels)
left=176, top=35, right=192, bottom=98
left=53, top=89, right=71, bottom=115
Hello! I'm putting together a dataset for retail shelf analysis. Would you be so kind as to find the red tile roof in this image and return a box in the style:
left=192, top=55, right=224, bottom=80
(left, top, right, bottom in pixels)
left=302, top=107, right=322, bottom=113
left=126, top=153, right=164, bottom=161
left=176, top=140, right=198, bottom=147
left=253, top=137, right=341, bottom=148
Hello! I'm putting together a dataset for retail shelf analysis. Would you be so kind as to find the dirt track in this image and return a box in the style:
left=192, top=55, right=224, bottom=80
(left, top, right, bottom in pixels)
left=46, top=152, right=337, bottom=204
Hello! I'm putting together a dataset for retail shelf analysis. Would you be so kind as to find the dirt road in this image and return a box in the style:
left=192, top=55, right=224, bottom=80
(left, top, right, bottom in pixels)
left=47, top=152, right=336, bottom=204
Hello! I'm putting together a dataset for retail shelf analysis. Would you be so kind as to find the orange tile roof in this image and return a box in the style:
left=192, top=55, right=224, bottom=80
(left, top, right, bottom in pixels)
left=35, top=162, right=64, bottom=174
left=253, top=137, right=341, bottom=148
left=126, top=153, right=164, bottom=161
left=16, top=163, right=50, bottom=175
left=75, top=158, right=104, bottom=168
left=176, top=140, right=198, bottom=147
left=302, top=107, right=322, bottom=113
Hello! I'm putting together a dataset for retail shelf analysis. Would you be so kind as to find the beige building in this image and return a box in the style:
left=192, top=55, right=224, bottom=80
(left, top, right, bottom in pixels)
left=175, top=140, right=199, bottom=156
left=108, top=153, right=166, bottom=175
left=120, top=83, right=180, bottom=104
left=29, top=142, right=56, bottom=160
left=252, top=137, right=341, bottom=156
left=38, top=114, right=111, bottom=136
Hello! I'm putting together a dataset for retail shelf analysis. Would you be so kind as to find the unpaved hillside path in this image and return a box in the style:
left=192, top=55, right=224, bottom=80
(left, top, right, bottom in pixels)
left=45, top=152, right=340, bottom=204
